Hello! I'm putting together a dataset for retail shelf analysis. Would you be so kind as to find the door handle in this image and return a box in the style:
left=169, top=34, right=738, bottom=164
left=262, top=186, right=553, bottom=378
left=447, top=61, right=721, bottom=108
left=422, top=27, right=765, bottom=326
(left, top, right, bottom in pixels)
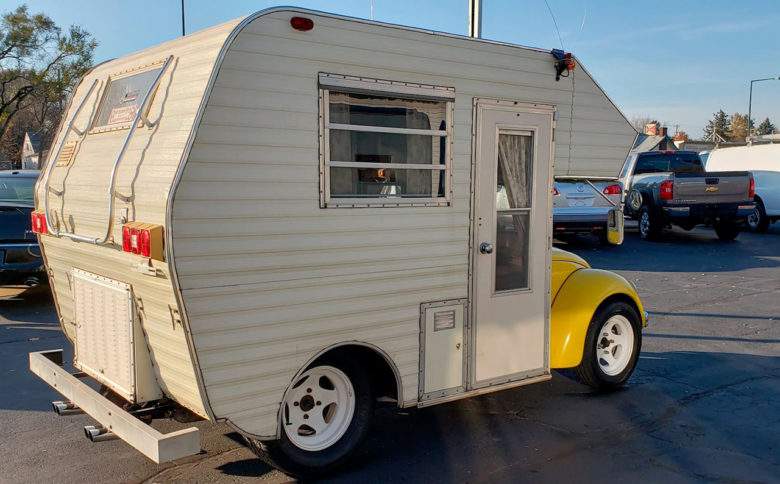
left=479, top=242, right=494, bottom=254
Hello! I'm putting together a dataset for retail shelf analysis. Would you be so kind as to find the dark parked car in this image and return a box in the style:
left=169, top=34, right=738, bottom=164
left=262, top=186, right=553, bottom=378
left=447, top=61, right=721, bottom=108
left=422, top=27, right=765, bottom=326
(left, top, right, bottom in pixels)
left=0, top=170, right=44, bottom=285
left=620, top=151, right=755, bottom=241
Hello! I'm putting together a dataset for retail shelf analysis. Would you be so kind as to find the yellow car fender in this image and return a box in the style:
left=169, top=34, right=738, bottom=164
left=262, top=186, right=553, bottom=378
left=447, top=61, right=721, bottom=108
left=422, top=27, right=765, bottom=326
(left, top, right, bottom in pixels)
left=550, top=268, right=646, bottom=369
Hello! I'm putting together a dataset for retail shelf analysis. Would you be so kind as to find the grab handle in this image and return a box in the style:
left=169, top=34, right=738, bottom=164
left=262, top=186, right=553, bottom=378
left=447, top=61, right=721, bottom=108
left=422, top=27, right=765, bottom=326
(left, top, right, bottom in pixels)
left=50, top=55, right=173, bottom=244
left=41, top=78, right=100, bottom=234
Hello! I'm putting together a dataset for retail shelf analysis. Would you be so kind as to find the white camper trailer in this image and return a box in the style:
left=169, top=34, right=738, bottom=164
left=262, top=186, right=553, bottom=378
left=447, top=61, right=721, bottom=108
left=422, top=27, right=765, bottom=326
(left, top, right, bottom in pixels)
left=29, top=7, right=642, bottom=476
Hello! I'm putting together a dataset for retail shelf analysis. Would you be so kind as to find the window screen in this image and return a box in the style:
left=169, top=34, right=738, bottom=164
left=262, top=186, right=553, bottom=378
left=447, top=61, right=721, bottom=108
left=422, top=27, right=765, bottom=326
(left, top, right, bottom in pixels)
left=321, top=82, right=453, bottom=207
left=93, top=66, right=163, bottom=129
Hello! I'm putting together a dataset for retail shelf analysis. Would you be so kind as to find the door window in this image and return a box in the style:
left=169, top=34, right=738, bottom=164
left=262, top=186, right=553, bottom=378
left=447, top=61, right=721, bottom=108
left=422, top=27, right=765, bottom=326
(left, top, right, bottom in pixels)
left=495, top=132, right=533, bottom=292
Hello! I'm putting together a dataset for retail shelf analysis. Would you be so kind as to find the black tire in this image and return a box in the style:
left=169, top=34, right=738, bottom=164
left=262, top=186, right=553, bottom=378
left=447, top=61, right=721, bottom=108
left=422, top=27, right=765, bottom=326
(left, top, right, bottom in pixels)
left=575, top=301, right=642, bottom=391
left=248, top=355, right=374, bottom=478
left=638, top=206, right=662, bottom=240
left=714, top=218, right=740, bottom=241
left=747, top=198, right=770, bottom=233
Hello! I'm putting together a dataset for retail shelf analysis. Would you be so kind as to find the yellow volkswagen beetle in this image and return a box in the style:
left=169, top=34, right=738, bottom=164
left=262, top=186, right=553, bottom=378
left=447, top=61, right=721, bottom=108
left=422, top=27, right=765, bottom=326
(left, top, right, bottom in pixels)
left=550, top=247, right=647, bottom=389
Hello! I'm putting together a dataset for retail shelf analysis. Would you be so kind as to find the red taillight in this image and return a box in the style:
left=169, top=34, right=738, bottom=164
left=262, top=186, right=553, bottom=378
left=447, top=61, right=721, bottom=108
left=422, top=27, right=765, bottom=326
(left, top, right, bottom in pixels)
left=122, top=222, right=163, bottom=260
left=603, top=184, right=622, bottom=195
left=290, top=16, right=314, bottom=31
left=659, top=180, right=674, bottom=200
left=31, top=211, right=48, bottom=235
left=748, top=176, right=755, bottom=199
left=123, top=226, right=142, bottom=255
left=552, top=186, right=560, bottom=196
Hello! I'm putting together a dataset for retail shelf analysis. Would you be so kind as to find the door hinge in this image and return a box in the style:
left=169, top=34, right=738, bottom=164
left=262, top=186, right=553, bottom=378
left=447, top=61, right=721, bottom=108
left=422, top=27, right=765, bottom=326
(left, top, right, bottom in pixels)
left=169, top=306, right=183, bottom=331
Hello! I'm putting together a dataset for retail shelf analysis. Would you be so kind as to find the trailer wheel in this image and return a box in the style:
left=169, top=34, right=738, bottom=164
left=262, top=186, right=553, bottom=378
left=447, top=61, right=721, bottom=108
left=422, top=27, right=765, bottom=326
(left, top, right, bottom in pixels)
left=638, top=206, right=661, bottom=240
left=248, top=355, right=374, bottom=478
left=714, top=218, right=740, bottom=241
left=575, top=301, right=642, bottom=391
left=747, top=198, right=769, bottom=233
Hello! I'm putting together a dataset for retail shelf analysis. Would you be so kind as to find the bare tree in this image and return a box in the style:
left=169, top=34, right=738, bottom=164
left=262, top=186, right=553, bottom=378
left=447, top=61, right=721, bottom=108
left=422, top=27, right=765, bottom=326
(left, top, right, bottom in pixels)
left=0, top=4, right=96, bottom=160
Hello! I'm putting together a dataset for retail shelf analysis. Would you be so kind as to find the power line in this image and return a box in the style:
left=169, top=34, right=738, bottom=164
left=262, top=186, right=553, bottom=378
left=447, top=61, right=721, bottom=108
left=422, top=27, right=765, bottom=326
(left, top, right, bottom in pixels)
left=543, top=0, right=564, bottom=50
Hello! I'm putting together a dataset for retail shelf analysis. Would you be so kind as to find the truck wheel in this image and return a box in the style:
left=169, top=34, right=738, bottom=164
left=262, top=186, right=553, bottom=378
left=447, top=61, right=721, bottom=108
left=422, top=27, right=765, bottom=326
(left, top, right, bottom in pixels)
left=714, top=218, right=740, bottom=241
left=248, top=356, right=374, bottom=478
left=575, top=301, right=642, bottom=391
left=747, top=198, right=769, bottom=233
left=638, top=206, right=661, bottom=240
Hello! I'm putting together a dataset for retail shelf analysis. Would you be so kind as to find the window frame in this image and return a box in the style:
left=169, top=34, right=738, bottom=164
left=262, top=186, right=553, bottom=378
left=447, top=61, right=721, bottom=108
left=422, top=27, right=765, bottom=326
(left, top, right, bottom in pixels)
left=318, top=73, right=455, bottom=208
left=89, top=60, right=166, bottom=134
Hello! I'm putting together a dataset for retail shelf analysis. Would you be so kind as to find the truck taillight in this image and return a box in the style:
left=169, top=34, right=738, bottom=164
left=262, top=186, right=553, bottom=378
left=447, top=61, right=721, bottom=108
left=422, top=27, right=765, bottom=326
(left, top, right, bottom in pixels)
left=552, top=186, right=560, bottom=196
left=748, top=176, right=755, bottom=199
left=659, top=180, right=674, bottom=200
left=602, top=184, right=622, bottom=195
left=31, top=211, right=48, bottom=235
left=122, top=222, right=164, bottom=260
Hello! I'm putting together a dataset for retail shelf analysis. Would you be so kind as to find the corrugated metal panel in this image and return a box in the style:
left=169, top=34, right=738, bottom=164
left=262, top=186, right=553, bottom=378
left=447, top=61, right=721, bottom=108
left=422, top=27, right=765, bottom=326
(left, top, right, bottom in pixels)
left=171, top=10, right=634, bottom=437
left=36, top=19, right=242, bottom=418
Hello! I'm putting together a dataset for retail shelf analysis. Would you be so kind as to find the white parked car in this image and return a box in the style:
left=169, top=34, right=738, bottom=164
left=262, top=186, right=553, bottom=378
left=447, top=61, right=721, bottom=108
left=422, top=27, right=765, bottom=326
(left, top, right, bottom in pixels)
left=705, top=144, right=780, bottom=232
left=553, top=177, right=623, bottom=244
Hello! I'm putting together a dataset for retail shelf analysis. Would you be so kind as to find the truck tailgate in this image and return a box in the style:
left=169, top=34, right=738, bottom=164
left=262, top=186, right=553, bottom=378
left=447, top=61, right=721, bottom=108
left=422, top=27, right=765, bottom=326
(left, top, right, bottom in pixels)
left=673, top=172, right=750, bottom=204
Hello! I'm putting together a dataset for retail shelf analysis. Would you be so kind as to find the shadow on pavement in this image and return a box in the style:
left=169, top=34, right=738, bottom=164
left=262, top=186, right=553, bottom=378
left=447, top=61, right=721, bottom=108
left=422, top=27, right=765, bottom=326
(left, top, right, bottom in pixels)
left=211, top=351, right=779, bottom=482
left=557, top=225, right=780, bottom=273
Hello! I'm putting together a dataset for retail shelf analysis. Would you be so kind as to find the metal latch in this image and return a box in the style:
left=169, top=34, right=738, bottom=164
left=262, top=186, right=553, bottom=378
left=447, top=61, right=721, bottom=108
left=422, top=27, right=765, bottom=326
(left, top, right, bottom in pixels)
left=134, top=259, right=158, bottom=276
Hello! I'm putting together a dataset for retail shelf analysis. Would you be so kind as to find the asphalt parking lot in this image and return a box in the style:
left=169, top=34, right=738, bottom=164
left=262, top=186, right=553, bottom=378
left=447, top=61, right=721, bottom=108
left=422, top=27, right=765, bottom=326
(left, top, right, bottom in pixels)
left=1, top=224, right=779, bottom=483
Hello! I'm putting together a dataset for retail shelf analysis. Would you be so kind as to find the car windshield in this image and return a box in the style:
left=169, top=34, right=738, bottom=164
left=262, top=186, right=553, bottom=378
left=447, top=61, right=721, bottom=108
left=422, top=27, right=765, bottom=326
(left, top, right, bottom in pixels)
left=0, top=176, right=36, bottom=204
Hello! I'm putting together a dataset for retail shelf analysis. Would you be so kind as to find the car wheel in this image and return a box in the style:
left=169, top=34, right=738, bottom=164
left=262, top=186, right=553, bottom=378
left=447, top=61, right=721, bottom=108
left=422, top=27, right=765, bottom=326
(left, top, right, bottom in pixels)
left=747, top=198, right=769, bottom=233
left=638, top=206, right=661, bottom=240
left=575, top=301, right=642, bottom=391
left=714, top=218, right=740, bottom=241
left=248, top=356, right=374, bottom=478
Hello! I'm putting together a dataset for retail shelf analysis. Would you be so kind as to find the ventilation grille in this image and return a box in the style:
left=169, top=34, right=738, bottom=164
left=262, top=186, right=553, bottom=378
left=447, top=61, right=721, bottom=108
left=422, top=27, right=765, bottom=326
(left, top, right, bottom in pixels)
left=73, top=269, right=136, bottom=400
left=56, top=141, right=78, bottom=167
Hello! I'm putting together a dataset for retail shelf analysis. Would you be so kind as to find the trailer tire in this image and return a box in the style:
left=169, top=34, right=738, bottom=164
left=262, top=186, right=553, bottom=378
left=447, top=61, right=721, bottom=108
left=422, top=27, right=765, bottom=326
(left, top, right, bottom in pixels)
left=747, top=198, right=769, bottom=233
left=248, top=355, right=374, bottom=478
left=638, top=206, right=661, bottom=240
left=714, top=218, right=740, bottom=241
left=575, top=301, right=642, bottom=391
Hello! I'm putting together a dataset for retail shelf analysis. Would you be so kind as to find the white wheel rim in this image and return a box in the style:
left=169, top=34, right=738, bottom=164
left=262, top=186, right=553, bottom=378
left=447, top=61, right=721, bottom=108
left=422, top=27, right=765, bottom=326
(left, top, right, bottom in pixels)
left=282, top=365, right=355, bottom=451
left=596, top=315, right=635, bottom=376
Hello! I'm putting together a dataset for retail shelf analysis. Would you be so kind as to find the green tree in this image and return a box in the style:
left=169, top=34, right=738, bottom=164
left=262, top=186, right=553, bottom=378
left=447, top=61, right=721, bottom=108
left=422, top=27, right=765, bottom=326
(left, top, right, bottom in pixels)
left=703, top=110, right=730, bottom=141
left=728, top=113, right=751, bottom=142
left=0, top=4, right=96, bottom=161
left=756, top=117, right=776, bottom=136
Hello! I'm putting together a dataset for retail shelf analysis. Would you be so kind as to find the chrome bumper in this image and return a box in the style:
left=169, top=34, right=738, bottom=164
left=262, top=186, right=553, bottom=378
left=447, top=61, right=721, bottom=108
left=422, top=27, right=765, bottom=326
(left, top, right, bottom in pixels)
left=29, top=349, right=200, bottom=463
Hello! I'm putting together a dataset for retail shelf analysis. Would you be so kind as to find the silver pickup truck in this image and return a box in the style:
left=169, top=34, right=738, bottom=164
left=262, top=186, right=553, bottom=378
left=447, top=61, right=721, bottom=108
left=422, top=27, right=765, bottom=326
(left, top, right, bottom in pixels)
left=620, top=151, right=755, bottom=241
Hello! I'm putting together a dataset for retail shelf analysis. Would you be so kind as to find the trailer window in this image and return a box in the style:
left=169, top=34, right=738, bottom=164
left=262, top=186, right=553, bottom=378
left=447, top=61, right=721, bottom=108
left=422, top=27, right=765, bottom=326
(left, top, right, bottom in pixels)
left=319, top=77, right=454, bottom=207
left=92, top=65, right=163, bottom=130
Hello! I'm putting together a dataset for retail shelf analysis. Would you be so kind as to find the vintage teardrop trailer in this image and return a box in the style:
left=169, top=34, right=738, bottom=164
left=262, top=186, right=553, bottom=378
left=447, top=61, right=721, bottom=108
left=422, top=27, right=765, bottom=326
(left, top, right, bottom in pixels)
left=29, top=7, right=645, bottom=476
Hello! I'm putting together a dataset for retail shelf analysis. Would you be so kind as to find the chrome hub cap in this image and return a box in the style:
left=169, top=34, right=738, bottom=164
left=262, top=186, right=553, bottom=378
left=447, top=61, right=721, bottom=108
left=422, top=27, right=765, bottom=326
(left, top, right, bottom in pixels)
left=282, top=365, right=355, bottom=451
left=597, top=315, right=635, bottom=376
left=747, top=208, right=760, bottom=229
left=640, top=212, right=650, bottom=237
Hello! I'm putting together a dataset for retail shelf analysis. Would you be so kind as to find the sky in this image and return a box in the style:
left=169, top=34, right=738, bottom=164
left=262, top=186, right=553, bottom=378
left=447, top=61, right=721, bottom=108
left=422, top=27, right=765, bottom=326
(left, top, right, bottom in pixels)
left=14, top=0, right=780, bottom=137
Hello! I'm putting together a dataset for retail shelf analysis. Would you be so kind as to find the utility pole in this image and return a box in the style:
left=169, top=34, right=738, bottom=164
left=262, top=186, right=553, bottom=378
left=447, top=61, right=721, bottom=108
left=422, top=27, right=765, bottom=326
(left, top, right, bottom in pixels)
left=747, top=76, right=779, bottom=140
left=468, top=0, right=482, bottom=38
left=181, top=0, right=186, bottom=36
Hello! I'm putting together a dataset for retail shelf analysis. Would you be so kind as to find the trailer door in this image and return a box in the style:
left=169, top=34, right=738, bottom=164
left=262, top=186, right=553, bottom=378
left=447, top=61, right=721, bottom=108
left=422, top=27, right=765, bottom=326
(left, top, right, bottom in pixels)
left=471, top=100, right=553, bottom=386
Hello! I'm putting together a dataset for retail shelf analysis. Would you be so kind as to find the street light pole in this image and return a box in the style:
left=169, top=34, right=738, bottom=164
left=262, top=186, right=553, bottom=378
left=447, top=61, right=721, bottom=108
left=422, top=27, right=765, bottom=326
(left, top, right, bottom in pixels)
left=747, top=76, right=780, bottom=140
